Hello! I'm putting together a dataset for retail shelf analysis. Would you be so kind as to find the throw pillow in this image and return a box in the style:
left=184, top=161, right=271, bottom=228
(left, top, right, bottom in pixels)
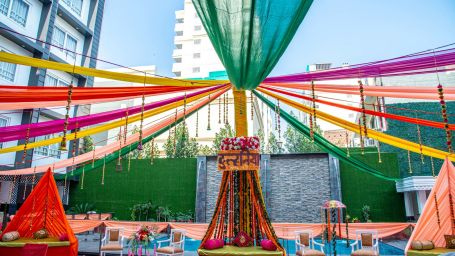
left=261, top=239, right=277, bottom=251
left=233, top=231, right=252, bottom=247
left=204, top=239, right=224, bottom=250
left=2, top=231, right=20, bottom=242
left=33, top=229, right=49, bottom=239
left=446, top=235, right=455, bottom=249
left=59, top=233, right=69, bottom=241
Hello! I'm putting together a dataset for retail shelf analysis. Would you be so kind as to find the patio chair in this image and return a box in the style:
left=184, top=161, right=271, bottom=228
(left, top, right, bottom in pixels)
left=350, top=230, right=379, bottom=256
left=295, top=230, right=325, bottom=256
left=21, top=244, right=48, bottom=256
left=156, top=229, right=185, bottom=256
left=100, top=227, right=124, bottom=256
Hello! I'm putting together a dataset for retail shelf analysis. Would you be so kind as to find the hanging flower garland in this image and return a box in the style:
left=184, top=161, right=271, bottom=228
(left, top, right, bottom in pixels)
left=218, top=97, right=222, bottom=124
left=407, top=151, right=413, bottom=174
left=358, top=119, right=364, bottom=155
left=150, top=137, right=155, bottom=165
left=345, top=130, right=350, bottom=157
left=250, top=91, right=254, bottom=121
left=437, top=84, right=452, bottom=153
left=60, top=83, right=74, bottom=150
left=196, top=110, right=199, bottom=137
left=377, top=140, right=382, bottom=163
left=416, top=124, right=425, bottom=164
left=221, top=136, right=260, bottom=150
left=277, top=99, right=281, bottom=140
left=21, top=126, right=30, bottom=164
left=431, top=157, right=436, bottom=177
left=80, top=165, right=85, bottom=190
left=358, top=80, right=368, bottom=137
left=207, top=95, right=211, bottom=130
left=101, top=155, right=106, bottom=185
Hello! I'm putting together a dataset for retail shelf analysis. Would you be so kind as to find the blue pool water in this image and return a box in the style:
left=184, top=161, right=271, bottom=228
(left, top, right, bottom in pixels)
left=158, top=236, right=404, bottom=255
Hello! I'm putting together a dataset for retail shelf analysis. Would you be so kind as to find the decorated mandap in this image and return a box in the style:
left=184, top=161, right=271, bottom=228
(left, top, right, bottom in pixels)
left=0, top=0, right=454, bottom=255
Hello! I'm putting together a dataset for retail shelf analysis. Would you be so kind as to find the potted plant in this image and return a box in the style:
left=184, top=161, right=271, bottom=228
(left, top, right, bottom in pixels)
left=361, top=205, right=371, bottom=222
left=352, top=217, right=360, bottom=223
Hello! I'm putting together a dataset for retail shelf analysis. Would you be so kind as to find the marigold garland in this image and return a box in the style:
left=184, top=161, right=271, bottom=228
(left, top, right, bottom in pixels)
left=21, top=126, right=30, bottom=164
left=101, top=155, right=106, bottom=185
left=431, top=157, right=436, bottom=177
left=416, top=124, right=425, bottom=164
left=437, top=84, right=452, bottom=153
left=358, top=80, right=368, bottom=137
left=207, top=95, right=211, bottom=130
left=358, top=119, right=365, bottom=155
left=60, top=83, right=73, bottom=150
left=80, top=165, right=85, bottom=190
left=345, top=130, right=350, bottom=157
left=218, top=97, right=222, bottom=124
left=408, top=150, right=413, bottom=174
left=250, top=91, right=254, bottom=121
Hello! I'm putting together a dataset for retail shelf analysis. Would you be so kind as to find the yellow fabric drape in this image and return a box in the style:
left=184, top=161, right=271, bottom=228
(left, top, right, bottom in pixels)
left=257, top=88, right=455, bottom=161
left=0, top=52, right=228, bottom=87
left=0, top=87, right=226, bottom=154
left=233, top=89, right=248, bottom=136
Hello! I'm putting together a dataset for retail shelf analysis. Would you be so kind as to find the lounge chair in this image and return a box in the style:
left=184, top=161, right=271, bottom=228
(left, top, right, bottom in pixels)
left=295, top=230, right=325, bottom=256
left=350, top=230, right=379, bottom=256
left=156, top=229, right=185, bottom=256
left=100, top=227, right=124, bottom=256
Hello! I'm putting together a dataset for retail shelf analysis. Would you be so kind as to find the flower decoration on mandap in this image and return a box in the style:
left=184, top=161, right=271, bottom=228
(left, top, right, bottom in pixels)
left=220, top=136, right=260, bottom=150
left=128, top=225, right=159, bottom=254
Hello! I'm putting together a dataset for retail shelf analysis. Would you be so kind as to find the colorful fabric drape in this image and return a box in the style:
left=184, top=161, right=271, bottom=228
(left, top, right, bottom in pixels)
left=193, top=0, right=313, bottom=89
left=257, top=88, right=455, bottom=162
left=265, top=47, right=455, bottom=83
left=0, top=51, right=224, bottom=87
left=0, top=87, right=230, bottom=176
left=0, top=85, right=225, bottom=142
left=254, top=90, right=397, bottom=181
left=0, top=84, right=208, bottom=110
left=0, top=86, right=227, bottom=154
left=262, top=83, right=455, bottom=101
left=261, top=85, right=455, bottom=130
left=2, top=169, right=78, bottom=256
left=405, top=159, right=455, bottom=252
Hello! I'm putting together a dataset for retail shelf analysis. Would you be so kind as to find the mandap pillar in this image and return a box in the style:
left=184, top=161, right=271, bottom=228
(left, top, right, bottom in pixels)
left=233, top=88, right=248, bottom=136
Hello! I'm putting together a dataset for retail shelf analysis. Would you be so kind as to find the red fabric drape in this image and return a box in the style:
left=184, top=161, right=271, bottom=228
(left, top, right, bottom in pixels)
left=2, top=169, right=77, bottom=256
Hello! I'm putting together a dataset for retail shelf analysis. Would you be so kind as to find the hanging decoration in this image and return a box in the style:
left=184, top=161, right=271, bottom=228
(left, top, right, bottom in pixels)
left=218, top=97, right=222, bottom=124
left=183, top=93, right=187, bottom=123
left=311, top=81, right=317, bottom=130
left=80, top=165, right=85, bottom=190
left=137, top=87, right=146, bottom=151
left=124, top=107, right=129, bottom=146
left=116, top=124, right=123, bottom=172
left=207, top=95, right=211, bottom=130
left=435, top=193, right=441, bottom=227
left=196, top=110, right=199, bottom=137
left=223, top=94, right=227, bottom=124
left=60, top=82, right=74, bottom=151
left=358, top=80, right=368, bottom=137
left=71, top=122, right=79, bottom=173
left=408, top=151, right=413, bottom=174
left=250, top=91, right=254, bottom=120
left=416, top=124, right=425, bottom=164
left=150, top=138, right=155, bottom=165
left=345, top=130, right=350, bottom=157
left=21, top=126, right=30, bottom=164
left=101, top=155, right=106, bottom=185
left=277, top=100, right=281, bottom=141
left=128, top=145, right=132, bottom=173
left=377, top=140, right=382, bottom=163
left=438, top=84, right=453, bottom=153
left=358, top=119, right=365, bottom=155
left=91, top=149, right=96, bottom=168
left=173, top=108, right=178, bottom=156
left=431, top=157, right=436, bottom=177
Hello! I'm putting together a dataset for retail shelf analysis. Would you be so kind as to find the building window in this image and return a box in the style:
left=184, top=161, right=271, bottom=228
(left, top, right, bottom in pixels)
left=174, top=57, right=182, bottom=63
left=175, top=44, right=182, bottom=49
left=0, top=117, right=7, bottom=148
left=173, top=71, right=181, bottom=77
left=52, top=26, right=78, bottom=59
left=65, top=34, right=77, bottom=58
left=194, top=25, right=202, bottom=31
left=193, top=53, right=200, bottom=59
left=192, top=67, right=200, bottom=73
left=0, top=0, right=29, bottom=27
left=194, top=39, right=201, bottom=45
left=35, top=135, right=61, bottom=159
left=176, top=31, right=183, bottom=36
left=45, top=74, right=69, bottom=87
left=0, top=51, right=16, bottom=82
left=176, top=18, right=184, bottom=24
left=61, top=0, right=82, bottom=16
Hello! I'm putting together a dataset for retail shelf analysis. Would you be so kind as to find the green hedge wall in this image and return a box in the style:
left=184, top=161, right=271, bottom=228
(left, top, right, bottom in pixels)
left=340, top=152, right=405, bottom=222
left=69, top=158, right=197, bottom=220
left=381, top=101, right=455, bottom=178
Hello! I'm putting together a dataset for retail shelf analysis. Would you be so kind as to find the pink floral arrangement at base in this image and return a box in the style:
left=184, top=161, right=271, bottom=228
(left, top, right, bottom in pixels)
left=220, top=136, right=260, bottom=150
left=128, top=225, right=158, bottom=255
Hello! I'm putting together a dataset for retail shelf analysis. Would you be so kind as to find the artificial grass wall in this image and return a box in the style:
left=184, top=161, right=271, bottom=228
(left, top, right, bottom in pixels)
left=340, top=152, right=406, bottom=222
left=68, top=158, right=197, bottom=220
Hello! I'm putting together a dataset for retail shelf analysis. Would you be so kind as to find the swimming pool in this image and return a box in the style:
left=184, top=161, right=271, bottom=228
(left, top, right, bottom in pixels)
left=163, top=237, right=404, bottom=255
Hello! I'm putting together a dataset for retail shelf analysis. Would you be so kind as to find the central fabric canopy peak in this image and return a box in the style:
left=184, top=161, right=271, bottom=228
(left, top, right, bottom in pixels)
left=193, top=0, right=313, bottom=90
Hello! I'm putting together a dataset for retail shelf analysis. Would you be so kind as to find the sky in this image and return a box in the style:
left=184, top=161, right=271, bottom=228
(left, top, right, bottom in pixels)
left=97, top=0, right=455, bottom=78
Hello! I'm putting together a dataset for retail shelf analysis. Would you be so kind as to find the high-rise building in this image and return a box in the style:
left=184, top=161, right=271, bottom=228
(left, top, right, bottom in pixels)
left=0, top=0, right=105, bottom=206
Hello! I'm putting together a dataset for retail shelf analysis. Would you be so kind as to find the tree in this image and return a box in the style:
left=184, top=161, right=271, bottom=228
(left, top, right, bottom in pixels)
left=284, top=111, right=322, bottom=153
left=80, top=136, right=94, bottom=154
left=267, top=132, right=284, bottom=154
left=198, top=145, right=215, bottom=156
left=129, top=125, right=161, bottom=159
left=163, top=123, right=199, bottom=158
left=212, top=123, right=235, bottom=150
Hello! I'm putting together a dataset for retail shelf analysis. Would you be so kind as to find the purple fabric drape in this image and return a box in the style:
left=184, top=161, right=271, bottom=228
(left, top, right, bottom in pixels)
left=0, top=85, right=224, bottom=142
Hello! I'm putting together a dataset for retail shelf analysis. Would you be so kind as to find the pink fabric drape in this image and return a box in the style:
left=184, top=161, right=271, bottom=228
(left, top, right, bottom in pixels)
left=405, top=158, right=455, bottom=253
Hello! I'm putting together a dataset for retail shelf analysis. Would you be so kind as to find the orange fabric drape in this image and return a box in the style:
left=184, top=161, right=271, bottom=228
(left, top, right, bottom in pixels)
left=104, top=221, right=168, bottom=237
left=169, top=223, right=209, bottom=240
left=2, top=169, right=77, bottom=256
left=405, top=159, right=455, bottom=253
left=67, top=220, right=103, bottom=234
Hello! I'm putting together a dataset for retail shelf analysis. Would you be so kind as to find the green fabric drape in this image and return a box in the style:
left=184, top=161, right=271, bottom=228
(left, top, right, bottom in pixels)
left=253, top=90, right=398, bottom=181
left=193, top=0, right=313, bottom=90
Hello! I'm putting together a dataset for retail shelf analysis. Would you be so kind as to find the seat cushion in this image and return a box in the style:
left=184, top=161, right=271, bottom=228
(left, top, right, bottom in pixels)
left=156, top=246, right=184, bottom=254
left=109, top=229, right=120, bottom=242
left=300, top=233, right=310, bottom=246
left=411, top=240, right=435, bottom=250
left=296, top=249, right=325, bottom=256
left=2, top=231, right=20, bottom=242
left=173, top=232, right=182, bottom=243
left=445, top=235, right=455, bottom=249
left=361, top=233, right=373, bottom=247
left=100, top=243, right=123, bottom=251
left=233, top=231, right=253, bottom=247
left=351, top=249, right=378, bottom=256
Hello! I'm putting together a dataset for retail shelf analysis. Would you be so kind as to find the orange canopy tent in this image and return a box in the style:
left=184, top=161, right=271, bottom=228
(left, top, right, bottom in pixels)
left=406, top=158, right=455, bottom=254
left=0, top=168, right=77, bottom=256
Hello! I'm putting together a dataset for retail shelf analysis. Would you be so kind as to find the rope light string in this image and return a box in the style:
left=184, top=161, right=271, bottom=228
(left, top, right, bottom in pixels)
left=311, top=81, right=317, bottom=130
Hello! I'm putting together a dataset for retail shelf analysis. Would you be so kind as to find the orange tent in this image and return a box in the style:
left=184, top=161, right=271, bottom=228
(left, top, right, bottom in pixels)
left=1, top=168, right=77, bottom=256
left=406, top=158, right=455, bottom=254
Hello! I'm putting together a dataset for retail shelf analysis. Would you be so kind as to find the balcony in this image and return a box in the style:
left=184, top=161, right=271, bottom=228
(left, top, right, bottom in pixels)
left=172, top=49, right=182, bottom=58
left=172, top=63, right=183, bottom=73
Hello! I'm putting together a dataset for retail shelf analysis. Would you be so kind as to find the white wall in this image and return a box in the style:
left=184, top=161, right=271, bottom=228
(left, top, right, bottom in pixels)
left=0, top=0, right=43, bottom=40
left=50, top=16, right=85, bottom=65
left=0, top=35, right=32, bottom=85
